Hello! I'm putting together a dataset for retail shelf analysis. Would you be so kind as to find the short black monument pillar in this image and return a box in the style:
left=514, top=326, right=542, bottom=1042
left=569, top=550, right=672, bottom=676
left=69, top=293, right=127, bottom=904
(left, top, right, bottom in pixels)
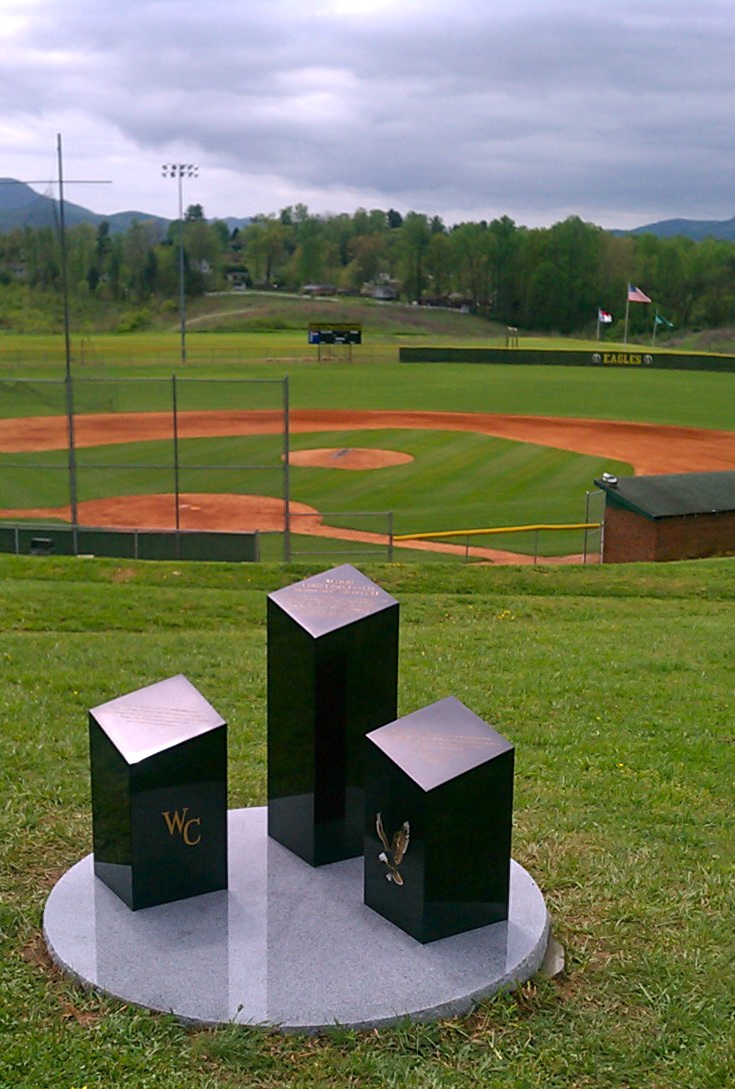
left=364, top=696, right=514, bottom=943
left=267, top=564, right=399, bottom=866
left=89, top=674, right=228, bottom=911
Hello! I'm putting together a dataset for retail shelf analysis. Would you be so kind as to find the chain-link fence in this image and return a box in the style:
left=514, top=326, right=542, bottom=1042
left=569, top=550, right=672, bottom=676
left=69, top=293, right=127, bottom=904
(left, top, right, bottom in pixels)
left=0, top=375, right=291, bottom=559
left=287, top=510, right=394, bottom=562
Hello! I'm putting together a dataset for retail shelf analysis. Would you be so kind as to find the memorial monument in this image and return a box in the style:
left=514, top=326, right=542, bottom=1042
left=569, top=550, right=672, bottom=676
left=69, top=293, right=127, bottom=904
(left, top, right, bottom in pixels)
left=88, top=674, right=228, bottom=910
left=43, top=569, right=550, bottom=1029
left=267, top=564, right=398, bottom=865
left=364, top=696, right=514, bottom=943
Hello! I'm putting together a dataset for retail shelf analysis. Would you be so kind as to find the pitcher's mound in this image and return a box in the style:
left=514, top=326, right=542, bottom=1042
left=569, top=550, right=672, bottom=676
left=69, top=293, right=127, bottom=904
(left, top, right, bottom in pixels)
left=289, top=447, right=413, bottom=470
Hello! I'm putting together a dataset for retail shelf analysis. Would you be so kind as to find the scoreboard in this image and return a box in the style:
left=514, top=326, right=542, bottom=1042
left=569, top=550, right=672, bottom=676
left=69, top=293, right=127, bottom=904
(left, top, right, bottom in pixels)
left=308, top=323, right=362, bottom=345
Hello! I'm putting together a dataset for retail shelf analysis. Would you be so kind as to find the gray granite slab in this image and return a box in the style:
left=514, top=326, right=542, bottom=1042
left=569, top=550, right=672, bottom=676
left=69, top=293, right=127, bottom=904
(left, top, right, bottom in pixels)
left=44, top=807, right=549, bottom=1031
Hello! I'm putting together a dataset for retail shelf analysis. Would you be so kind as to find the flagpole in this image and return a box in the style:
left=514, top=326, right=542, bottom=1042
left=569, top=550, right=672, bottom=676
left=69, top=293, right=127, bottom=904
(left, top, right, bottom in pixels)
left=652, top=309, right=658, bottom=346
left=623, top=289, right=631, bottom=345
left=596, top=310, right=601, bottom=341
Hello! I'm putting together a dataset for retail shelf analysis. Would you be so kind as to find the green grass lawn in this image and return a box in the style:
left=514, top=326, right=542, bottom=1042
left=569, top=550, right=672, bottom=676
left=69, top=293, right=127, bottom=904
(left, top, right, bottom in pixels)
left=4, top=352, right=735, bottom=428
left=1, top=554, right=733, bottom=1088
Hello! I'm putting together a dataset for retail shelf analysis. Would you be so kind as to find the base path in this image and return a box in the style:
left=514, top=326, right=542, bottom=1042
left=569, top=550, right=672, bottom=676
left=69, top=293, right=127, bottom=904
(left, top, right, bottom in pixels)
left=3, top=408, right=735, bottom=474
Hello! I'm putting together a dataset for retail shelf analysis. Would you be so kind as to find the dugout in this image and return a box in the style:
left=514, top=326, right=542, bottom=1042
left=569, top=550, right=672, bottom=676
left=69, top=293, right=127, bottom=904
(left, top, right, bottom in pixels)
left=594, top=470, right=735, bottom=563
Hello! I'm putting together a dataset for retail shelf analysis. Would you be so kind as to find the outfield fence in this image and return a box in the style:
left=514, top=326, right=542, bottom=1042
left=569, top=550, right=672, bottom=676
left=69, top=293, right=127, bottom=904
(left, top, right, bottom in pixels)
left=399, top=345, right=735, bottom=372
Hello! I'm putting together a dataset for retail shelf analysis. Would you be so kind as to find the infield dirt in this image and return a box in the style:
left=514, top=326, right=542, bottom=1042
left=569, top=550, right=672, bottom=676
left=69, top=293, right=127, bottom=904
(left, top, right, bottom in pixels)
left=3, top=408, right=735, bottom=474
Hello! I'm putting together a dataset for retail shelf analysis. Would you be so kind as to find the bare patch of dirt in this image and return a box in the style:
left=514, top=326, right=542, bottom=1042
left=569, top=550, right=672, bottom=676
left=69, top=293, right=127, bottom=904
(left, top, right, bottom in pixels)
left=110, top=566, right=139, bottom=582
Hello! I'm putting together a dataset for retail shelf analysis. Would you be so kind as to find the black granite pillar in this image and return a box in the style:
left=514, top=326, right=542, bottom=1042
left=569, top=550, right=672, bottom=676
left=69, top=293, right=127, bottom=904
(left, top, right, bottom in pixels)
left=89, top=674, right=228, bottom=910
left=364, top=696, right=514, bottom=943
left=267, top=564, right=399, bottom=866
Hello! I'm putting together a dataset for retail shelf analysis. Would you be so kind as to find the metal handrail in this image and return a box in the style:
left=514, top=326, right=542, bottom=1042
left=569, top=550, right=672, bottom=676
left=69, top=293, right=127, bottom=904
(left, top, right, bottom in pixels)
left=394, top=522, right=601, bottom=542
left=395, top=521, right=603, bottom=564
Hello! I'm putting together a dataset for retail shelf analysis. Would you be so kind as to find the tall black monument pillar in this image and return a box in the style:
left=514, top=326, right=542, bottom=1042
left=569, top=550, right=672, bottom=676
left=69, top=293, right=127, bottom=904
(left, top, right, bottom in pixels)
left=364, top=696, right=514, bottom=943
left=89, top=674, right=228, bottom=910
left=267, top=564, right=399, bottom=866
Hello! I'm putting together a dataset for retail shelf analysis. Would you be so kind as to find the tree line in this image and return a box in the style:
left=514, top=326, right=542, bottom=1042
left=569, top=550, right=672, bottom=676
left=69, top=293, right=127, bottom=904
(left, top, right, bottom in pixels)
left=2, top=202, right=735, bottom=335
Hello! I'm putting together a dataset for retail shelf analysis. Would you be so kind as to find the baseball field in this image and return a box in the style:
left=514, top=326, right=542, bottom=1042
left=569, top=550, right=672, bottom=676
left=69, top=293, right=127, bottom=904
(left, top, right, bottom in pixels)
left=3, top=344, right=735, bottom=561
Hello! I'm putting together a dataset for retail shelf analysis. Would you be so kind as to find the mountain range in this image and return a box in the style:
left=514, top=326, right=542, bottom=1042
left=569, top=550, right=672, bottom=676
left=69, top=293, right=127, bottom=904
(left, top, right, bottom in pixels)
left=624, top=216, right=735, bottom=241
left=1, top=178, right=734, bottom=241
left=0, top=179, right=250, bottom=235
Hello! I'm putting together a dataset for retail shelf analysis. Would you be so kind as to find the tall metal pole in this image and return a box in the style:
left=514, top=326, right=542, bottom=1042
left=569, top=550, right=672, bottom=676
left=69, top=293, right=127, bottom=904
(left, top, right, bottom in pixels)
left=11, top=146, right=109, bottom=558
left=162, top=164, right=198, bottom=367
left=58, top=133, right=79, bottom=552
left=177, top=171, right=186, bottom=366
left=172, top=373, right=181, bottom=537
left=283, top=376, right=291, bottom=562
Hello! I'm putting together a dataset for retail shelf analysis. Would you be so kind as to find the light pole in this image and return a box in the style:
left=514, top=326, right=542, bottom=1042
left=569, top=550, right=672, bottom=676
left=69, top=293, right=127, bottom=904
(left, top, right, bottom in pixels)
left=162, top=163, right=198, bottom=366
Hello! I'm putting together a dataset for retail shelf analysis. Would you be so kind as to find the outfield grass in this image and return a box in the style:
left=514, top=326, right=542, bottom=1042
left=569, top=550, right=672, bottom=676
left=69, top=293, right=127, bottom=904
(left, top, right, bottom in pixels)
left=4, top=351, right=735, bottom=429
left=1, top=554, right=733, bottom=1088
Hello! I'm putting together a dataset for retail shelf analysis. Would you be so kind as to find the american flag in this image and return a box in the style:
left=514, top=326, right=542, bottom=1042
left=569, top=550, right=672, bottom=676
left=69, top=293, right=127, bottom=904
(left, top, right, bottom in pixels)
left=628, top=284, right=652, bottom=303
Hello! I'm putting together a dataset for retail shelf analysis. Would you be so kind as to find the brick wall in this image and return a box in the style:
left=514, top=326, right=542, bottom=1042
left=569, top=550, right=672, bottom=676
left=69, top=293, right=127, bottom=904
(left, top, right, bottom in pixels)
left=603, top=506, right=735, bottom=563
left=654, top=511, right=735, bottom=561
left=603, top=507, right=657, bottom=563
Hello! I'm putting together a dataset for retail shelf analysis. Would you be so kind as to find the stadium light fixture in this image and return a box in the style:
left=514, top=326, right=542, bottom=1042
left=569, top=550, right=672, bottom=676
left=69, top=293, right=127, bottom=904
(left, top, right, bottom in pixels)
left=162, top=164, right=199, bottom=366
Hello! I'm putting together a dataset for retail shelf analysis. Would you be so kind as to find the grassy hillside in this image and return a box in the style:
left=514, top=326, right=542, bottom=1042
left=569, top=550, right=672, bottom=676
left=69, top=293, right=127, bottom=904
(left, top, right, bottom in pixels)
left=4, top=290, right=735, bottom=372
left=0, top=290, right=505, bottom=352
left=181, top=291, right=500, bottom=337
left=1, top=554, right=733, bottom=1088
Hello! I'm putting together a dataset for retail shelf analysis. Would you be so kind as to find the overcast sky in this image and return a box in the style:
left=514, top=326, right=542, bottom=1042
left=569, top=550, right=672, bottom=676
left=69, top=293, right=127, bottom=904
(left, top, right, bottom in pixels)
left=2, top=0, right=734, bottom=230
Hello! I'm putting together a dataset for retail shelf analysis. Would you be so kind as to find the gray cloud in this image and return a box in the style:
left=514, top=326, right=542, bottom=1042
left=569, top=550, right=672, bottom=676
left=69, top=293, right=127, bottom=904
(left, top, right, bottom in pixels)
left=3, top=0, right=735, bottom=227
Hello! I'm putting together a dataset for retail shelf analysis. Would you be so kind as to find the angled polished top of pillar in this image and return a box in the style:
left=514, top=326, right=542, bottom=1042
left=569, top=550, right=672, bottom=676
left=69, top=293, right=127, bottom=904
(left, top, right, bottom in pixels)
left=268, top=564, right=397, bottom=638
left=366, top=696, right=513, bottom=792
left=89, top=674, right=225, bottom=766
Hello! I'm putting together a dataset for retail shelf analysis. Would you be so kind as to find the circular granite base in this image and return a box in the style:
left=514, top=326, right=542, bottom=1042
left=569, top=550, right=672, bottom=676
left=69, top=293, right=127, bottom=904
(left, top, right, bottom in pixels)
left=43, top=807, right=549, bottom=1031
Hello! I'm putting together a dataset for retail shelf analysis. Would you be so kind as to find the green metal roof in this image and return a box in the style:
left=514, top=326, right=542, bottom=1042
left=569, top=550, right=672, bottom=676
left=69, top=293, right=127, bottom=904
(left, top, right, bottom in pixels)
left=594, top=471, right=735, bottom=519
